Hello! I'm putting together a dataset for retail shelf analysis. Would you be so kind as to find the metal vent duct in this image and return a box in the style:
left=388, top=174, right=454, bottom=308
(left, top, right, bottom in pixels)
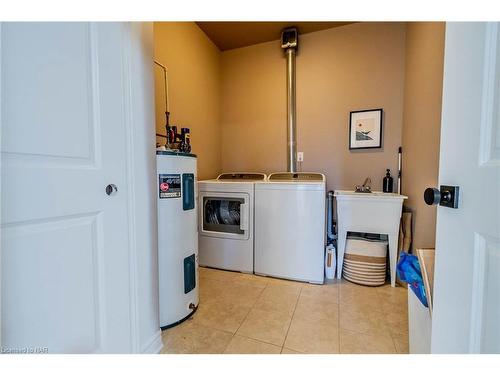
left=281, top=27, right=298, bottom=173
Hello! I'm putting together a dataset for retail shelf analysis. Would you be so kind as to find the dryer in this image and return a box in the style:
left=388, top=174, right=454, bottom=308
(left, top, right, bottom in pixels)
left=254, top=172, right=326, bottom=284
left=198, top=173, right=266, bottom=273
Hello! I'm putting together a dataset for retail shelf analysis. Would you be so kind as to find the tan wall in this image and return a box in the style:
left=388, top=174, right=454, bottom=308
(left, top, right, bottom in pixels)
left=220, top=22, right=407, bottom=191
left=154, top=22, right=222, bottom=180
left=402, top=22, right=445, bottom=249
left=153, top=21, right=444, bottom=248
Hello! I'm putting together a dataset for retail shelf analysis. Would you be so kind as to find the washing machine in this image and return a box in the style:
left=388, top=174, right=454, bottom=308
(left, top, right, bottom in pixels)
left=254, top=172, right=326, bottom=284
left=198, top=173, right=266, bottom=273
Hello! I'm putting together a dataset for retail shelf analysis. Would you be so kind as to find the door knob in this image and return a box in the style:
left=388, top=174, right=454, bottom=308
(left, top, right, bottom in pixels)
left=424, top=187, right=441, bottom=205
left=424, top=185, right=459, bottom=208
left=105, top=184, right=118, bottom=196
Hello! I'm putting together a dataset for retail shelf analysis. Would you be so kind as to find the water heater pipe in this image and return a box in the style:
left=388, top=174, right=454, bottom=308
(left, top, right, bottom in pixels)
left=154, top=60, right=170, bottom=126
left=286, top=48, right=297, bottom=173
left=281, top=28, right=298, bottom=173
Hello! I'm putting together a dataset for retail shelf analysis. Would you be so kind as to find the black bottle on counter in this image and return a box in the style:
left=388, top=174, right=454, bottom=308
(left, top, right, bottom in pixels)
left=383, top=169, right=394, bottom=193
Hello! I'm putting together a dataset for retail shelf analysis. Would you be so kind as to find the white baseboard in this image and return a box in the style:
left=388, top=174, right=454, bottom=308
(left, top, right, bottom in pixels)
left=141, top=330, right=163, bottom=354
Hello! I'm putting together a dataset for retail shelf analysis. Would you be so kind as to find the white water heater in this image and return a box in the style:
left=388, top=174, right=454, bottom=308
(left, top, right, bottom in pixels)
left=156, top=151, right=199, bottom=329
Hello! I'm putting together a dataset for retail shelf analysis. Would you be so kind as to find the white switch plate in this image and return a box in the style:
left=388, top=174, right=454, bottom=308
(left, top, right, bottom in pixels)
left=297, top=152, right=304, bottom=162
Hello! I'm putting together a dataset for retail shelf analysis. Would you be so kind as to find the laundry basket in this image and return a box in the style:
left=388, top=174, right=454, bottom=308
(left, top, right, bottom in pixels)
left=343, top=233, right=388, bottom=286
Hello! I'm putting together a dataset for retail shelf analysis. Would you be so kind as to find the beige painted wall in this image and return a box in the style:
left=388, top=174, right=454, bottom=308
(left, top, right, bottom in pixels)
left=220, top=22, right=407, bottom=191
left=152, top=21, right=444, bottom=248
left=154, top=22, right=222, bottom=180
left=402, top=22, right=445, bottom=249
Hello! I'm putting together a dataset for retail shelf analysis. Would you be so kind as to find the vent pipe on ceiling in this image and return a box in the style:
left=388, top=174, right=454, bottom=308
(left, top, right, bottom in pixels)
left=281, top=27, right=298, bottom=173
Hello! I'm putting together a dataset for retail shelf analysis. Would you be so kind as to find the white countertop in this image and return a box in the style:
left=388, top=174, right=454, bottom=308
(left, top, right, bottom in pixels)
left=334, top=190, right=408, bottom=199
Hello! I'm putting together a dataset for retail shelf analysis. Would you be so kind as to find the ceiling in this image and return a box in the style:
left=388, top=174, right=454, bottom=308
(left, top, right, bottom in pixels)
left=196, top=22, right=354, bottom=51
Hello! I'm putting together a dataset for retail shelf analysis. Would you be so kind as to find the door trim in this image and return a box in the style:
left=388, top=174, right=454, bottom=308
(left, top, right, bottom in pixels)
left=1, top=21, right=3, bottom=349
left=121, top=22, right=160, bottom=353
left=121, top=22, right=139, bottom=353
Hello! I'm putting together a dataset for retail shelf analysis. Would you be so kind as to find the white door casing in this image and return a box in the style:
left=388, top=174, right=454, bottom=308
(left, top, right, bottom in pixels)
left=431, top=22, right=500, bottom=353
left=0, top=22, right=159, bottom=353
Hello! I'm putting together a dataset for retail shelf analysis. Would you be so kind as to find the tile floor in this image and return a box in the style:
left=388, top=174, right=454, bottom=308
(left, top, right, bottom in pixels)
left=161, top=267, right=409, bottom=354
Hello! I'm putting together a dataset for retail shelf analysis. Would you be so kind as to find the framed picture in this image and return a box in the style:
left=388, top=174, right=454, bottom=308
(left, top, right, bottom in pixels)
left=349, top=108, right=383, bottom=150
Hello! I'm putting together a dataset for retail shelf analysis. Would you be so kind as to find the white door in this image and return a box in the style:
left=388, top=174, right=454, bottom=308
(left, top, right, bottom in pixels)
left=1, top=23, right=134, bottom=353
left=431, top=22, right=500, bottom=353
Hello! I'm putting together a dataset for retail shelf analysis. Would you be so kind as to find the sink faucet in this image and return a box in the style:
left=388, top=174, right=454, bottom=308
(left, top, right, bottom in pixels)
left=362, top=177, right=371, bottom=190
left=355, top=177, right=372, bottom=193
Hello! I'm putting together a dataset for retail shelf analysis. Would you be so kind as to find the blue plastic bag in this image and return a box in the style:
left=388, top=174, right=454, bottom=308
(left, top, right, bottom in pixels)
left=396, top=252, right=428, bottom=307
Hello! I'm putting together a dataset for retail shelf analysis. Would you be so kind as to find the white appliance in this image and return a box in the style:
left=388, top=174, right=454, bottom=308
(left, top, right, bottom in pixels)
left=254, top=172, right=326, bottom=284
left=198, top=173, right=266, bottom=273
left=157, top=151, right=198, bottom=329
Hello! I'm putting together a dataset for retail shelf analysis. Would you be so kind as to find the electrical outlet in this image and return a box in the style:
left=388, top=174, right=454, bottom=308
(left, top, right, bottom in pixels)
left=297, top=152, right=304, bottom=162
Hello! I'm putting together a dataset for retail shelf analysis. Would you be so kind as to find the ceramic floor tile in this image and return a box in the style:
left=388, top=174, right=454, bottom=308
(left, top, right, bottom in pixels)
left=376, top=283, right=407, bottom=298
left=383, top=309, right=409, bottom=336
left=339, top=280, right=372, bottom=295
left=340, top=303, right=391, bottom=337
left=199, top=277, right=229, bottom=302
left=161, top=269, right=409, bottom=354
left=219, top=283, right=265, bottom=309
left=339, top=282, right=384, bottom=312
left=264, top=277, right=304, bottom=294
left=161, top=320, right=233, bottom=354
left=253, top=284, right=300, bottom=316
left=236, top=307, right=292, bottom=346
left=293, top=294, right=339, bottom=324
left=284, top=315, right=339, bottom=354
left=340, top=329, right=397, bottom=354
left=380, top=291, right=408, bottom=315
left=200, top=267, right=269, bottom=289
left=380, top=300, right=408, bottom=317
left=233, top=273, right=269, bottom=289
left=340, top=294, right=383, bottom=313
left=301, top=282, right=339, bottom=303
left=392, top=333, right=409, bottom=354
left=281, top=347, right=303, bottom=354
left=376, top=284, right=408, bottom=309
left=200, top=277, right=263, bottom=309
left=199, top=267, right=239, bottom=282
left=339, top=279, right=380, bottom=294
left=223, top=335, right=282, bottom=354
left=191, top=299, right=251, bottom=334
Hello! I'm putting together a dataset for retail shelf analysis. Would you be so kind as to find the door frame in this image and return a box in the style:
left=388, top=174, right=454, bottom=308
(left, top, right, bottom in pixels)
left=121, top=22, right=162, bottom=354
left=121, top=21, right=140, bottom=353
left=0, top=22, right=3, bottom=350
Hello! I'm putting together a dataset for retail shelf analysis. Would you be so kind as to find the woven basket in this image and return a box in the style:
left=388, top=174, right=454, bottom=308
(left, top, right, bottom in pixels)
left=343, top=237, right=388, bottom=286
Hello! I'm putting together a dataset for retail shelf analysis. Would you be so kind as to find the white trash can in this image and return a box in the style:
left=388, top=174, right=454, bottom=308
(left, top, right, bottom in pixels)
left=325, top=244, right=336, bottom=280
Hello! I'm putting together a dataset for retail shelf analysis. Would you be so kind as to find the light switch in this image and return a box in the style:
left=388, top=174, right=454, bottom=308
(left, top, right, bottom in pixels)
left=297, top=152, right=304, bottom=162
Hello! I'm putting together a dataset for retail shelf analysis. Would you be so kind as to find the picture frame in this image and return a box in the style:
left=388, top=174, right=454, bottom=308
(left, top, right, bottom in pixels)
left=349, top=108, right=383, bottom=150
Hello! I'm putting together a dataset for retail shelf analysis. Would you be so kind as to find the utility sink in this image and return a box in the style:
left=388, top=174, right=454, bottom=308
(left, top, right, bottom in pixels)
left=334, top=190, right=407, bottom=286
left=341, top=190, right=406, bottom=198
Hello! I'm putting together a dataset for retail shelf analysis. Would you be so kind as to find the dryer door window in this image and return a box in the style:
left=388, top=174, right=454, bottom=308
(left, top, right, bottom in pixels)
left=203, top=197, right=245, bottom=235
